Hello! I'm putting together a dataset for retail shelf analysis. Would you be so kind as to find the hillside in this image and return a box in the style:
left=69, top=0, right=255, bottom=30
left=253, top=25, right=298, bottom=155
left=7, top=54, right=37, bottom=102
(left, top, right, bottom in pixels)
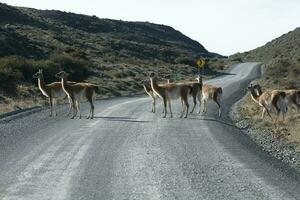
left=0, top=3, right=222, bottom=113
left=230, top=27, right=300, bottom=153
left=231, top=27, right=300, bottom=89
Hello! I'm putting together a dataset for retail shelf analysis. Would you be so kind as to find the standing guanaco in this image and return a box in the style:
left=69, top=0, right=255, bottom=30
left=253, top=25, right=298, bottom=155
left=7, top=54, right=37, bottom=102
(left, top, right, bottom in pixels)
left=283, top=89, right=300, bottom=113
left=189, top=75, right=203, bottom=114
left=254, top=85, right=300, bottom=113
left=247, top=84, right=287, bottom=122
left=200, top=77, right=223, bottom=117
left=33, top=69, right=75, bottom=116
left=149, top=72, right=191, bottom=118
left=55, top=71, right=98, bottom=119
left=141, top=80, right=158, bottom=113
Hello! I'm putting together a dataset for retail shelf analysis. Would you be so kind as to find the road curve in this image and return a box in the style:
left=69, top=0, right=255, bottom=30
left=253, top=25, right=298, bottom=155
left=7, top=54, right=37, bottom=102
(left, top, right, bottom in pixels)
left=0, top=62, right=299, bottom=200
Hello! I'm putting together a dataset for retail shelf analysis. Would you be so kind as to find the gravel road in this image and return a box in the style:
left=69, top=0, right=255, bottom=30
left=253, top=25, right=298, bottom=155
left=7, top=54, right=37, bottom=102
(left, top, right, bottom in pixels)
left=0, top=63, right=299, bottom=200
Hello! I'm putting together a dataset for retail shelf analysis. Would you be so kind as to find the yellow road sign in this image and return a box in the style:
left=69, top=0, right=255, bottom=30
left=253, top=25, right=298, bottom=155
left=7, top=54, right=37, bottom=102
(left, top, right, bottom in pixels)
left=196, top=58, right=205, bottom=68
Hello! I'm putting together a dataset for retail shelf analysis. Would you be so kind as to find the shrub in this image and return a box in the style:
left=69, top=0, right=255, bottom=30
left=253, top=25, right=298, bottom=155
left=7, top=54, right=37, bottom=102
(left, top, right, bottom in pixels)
left=0, top=53, right=94, bottom=95
left=48, top=53, right=92, bottom=81
left=0, top=55, right=36, bottom=94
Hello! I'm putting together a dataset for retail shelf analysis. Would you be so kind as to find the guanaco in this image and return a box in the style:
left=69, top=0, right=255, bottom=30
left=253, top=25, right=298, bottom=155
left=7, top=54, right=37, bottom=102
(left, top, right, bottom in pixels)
left=247, top=84, right=287, bottom=121
left=141, top=80, right=159, bottom=113
left=201, top=78, right=223, bottom=117
left=33, top=69, right=75, bottom=116
left=283, top=89, right=300, bottom=113
left=55, top=71, right=98, bottom=119
left=162, top=74, right=203, bottom=114
left=189, top=75, right=203, bottom=113
left=164, top=74, right=172, bottom=84
left=253, top=85, right=300, bottom=114
left=149, top=72, right=191, bottom=118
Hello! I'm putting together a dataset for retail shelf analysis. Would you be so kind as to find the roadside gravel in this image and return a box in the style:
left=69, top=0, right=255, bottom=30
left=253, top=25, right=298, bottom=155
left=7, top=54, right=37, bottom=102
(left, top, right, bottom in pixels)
left=230, top=96, right=300, bottom=173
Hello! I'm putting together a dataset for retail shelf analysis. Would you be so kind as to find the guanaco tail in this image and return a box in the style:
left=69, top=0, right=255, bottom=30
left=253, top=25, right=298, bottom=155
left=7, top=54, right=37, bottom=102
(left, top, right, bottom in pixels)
left=55, top=71, right=98, bottom=119
left=33, top=69, right=75, bottom=116
left=247, top=84, right=287, bottom=122
left=149, top=72, right=192, bottom=118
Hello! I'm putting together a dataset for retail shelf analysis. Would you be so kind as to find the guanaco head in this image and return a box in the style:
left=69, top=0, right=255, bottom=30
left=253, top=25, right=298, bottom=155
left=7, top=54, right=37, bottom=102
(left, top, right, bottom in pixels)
left=55, top=71, right=69, bottom=79
left=33, top=69, right=43, bottom=79
left=253, top=84, right=262, bottom=95
left=149, top=72, right=157, bottom=79
left=247, top=84, right=262, bottom=96
left=163, top=74, right=172, bottom=83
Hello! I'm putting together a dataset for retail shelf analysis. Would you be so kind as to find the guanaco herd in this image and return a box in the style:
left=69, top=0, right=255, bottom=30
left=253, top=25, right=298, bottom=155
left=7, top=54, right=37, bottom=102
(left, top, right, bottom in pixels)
left=32, top=69, right=299, bottom=122
left=144, top=72, right=222, bottom=118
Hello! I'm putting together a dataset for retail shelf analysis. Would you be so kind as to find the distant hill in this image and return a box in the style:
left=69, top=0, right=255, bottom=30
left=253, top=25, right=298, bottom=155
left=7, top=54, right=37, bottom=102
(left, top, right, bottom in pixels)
left=230, top=27, right=300, bottom=89
left=0, top=3, right=221, bottom=63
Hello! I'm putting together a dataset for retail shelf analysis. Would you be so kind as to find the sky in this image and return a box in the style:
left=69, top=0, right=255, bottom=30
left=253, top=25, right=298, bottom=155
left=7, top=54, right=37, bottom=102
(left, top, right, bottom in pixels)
left=2, top=0, right=300, bottom=56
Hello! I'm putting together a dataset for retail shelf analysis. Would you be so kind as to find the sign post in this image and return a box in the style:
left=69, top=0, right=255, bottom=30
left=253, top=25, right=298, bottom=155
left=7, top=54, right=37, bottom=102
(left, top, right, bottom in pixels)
left=196, top=58, right=206, bottom=75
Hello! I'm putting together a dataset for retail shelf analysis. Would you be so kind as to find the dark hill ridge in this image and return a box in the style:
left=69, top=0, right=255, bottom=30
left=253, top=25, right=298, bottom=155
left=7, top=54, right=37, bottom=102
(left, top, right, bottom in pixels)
left=0, top=3, right=219, bottom=62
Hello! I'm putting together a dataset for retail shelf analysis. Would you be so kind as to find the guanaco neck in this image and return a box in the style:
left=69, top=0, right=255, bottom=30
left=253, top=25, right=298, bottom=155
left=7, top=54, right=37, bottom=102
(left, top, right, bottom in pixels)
left=249, top=89, right=260, bottom=103
left=61, top=76, right=72, bottom=96
left=150, top=77, right=164, bottom=97
left=38, top=75, right=50, bottom=96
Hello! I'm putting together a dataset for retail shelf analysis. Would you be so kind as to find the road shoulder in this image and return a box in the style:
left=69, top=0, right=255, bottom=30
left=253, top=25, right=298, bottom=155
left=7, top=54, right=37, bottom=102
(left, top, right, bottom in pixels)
left=230, top=95, right=300, bottom=174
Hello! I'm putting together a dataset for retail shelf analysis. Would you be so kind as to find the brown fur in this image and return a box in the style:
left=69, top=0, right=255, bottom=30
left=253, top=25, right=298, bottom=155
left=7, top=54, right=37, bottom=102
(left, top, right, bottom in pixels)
left=248, top=84, right=287, bottom=122
left=277, top=89, right=299, bottom=113
left=55, top=71, right=97, bottom=119
left=178, top=81, right=202, bottom=113
left=201, top=84, right=223, bottom=117
left=149, top=73, right=191, bottom=118
left=33, top=69, right=76, bottom=116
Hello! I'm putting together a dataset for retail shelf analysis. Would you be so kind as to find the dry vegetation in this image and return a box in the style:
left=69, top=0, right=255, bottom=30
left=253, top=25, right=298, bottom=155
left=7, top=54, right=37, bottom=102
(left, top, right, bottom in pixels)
left=230, top=27, right=300, bottom=151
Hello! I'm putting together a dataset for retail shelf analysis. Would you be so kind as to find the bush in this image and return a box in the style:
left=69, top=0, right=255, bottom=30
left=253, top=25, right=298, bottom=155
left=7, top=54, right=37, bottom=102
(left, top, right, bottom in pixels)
left=0, top=55, right=36, bottom=94
left=0, top=53, right=94, bottom=95
left=48, top=53, right=92, bottom=81
left=174, top=56, right=196, bottom=66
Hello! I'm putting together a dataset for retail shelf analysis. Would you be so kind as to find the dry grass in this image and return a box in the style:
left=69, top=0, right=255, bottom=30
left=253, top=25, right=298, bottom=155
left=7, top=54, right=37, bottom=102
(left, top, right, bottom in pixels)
left=239, top=93, right=300, bottom=152
left=0, top=97, right=43, bottom=113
